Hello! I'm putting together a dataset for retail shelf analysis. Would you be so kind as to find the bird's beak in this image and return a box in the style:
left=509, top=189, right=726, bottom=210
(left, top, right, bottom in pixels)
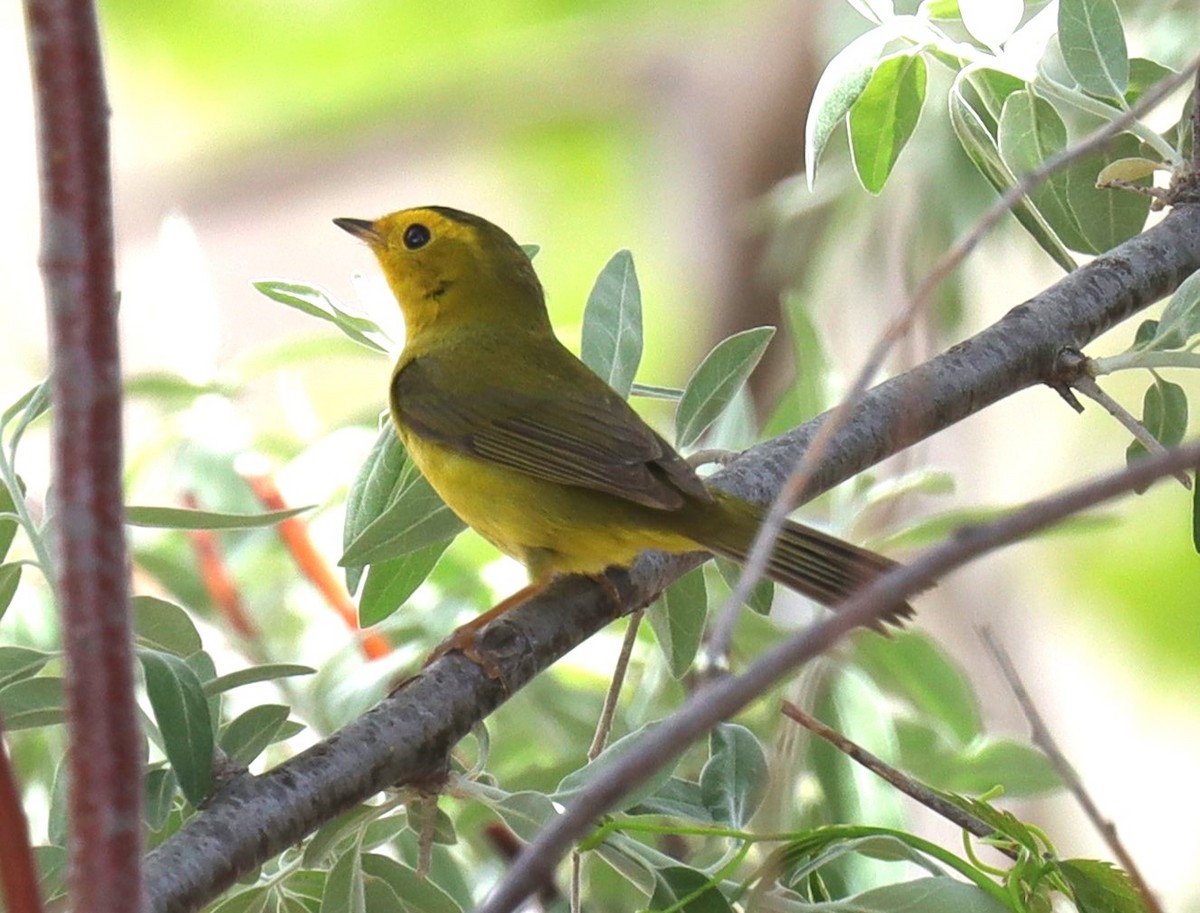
left=333, top=217, right=381, bottom=245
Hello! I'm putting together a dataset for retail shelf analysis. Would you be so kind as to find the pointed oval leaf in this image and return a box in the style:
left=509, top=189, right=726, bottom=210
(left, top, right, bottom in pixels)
left=555, top=722, right=679, bottom=811
left=340, top=428, right=464, bottom=570
left=647, top=567, right=708, bottom=679
left=580, top=250, right=643, bottom=398
left=0, top=676, right=64, bottom=729
left=948, top=79, right=1077, bottom=271
left=1155, top=266, right=1200, bottom=344
left=361, top=853, right=463, bottom=913
left=650, top=865, right=734, bottom=913
left=253, top=280, right=389, bottom=353
left=848, top=51, right=928, bottom=193
left=806, top=26, right=893, bottom=188
left=219, top=704, right=291, bottom=766
left=202, top=663, right=315, bottom=696
left=0, top=563, right=22, bottom=623
left=126, top=504, right=311, bottom=530
left=675, top=327, right=775, bottom=449
left=139, top=649, right=214, bottom=806
left=700, top=723, right=768, bottom=828
left=1058, top=0, right=1129, bottom=102
left=358, top=540, right=450, bottom=626
left=133, top=595, right=202, bottom=657
left=322, top=848, right=366, bottom=913
left=0, top=647, right=52, bottom=692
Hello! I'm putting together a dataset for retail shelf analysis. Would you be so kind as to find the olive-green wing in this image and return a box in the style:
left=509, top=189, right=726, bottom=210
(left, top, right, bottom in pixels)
left=392, top=357, right=710, bottom=510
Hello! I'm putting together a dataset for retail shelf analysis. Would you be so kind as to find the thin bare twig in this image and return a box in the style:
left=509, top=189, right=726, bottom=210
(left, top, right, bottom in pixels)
left=478, top=437, right=1200, bottom=913
left=706, top=53, right=1200, bottom=664
left=574, top=610, right=643, bottom=913
left=978, top=627, right=1164, bottom=913
left=779, top=701, right=1016, bottom=858
left=1069, top=374, right=1192, bottom=488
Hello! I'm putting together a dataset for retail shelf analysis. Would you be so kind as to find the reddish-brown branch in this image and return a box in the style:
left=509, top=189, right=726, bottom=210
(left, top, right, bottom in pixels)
left=243, top=473, right=391, bottom=660
left=181, top=493, right=259, bottom=639
left=0, top=723, right=42, bottom=913
left=23, top=1, right=143, bottom=910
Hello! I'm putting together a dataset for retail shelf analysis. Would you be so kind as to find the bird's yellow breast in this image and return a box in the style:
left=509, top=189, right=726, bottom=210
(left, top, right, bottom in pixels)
left=397, top=426, right=697, bottom=581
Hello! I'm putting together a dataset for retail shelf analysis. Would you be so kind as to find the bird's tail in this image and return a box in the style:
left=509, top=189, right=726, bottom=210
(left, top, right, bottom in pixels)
left=687, top=492, right=914, bottom=626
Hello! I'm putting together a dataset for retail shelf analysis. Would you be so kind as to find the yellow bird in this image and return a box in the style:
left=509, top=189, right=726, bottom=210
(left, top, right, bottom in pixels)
left=335, top=207, right=911, bottom=657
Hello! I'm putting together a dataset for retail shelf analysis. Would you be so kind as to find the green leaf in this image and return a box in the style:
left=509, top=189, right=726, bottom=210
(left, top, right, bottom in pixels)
left=133, top=595, right=203, bottom=656
left=1125, top=58, right=1176, bottom=105
left=489, top=791, right=559, bottom=843
left=998, top=92, right=1150, bottom=253
left=322, top=848, right=366, bottom=913
left=340, top=428, right=464, bottom=571
left=937, top=792, right=1042, bottom=852
left=207, top=887, right=273, bottom=913
left=358, top=540, right=449, bottom=626
left=646, top=568, right=708, bottom=679
left=948, top=75, right=1077, bottom=271
left=580, top=250, right=643, bottom=399
left=805, top=26, right=893, bottom=188
left=919, top=0, right=960, bottom=20
left=361, top=853, right=463, bottom=913
left=0, top=563, right=22, bottom=623
left=144, top=767, right=178, bottom=832
left=303, top=804, right=376, bottom=868
left=848, top=51, right=927, bottom=194
left=649, top=865, right=733, bottom=913
left=555, top=722, right=679, bottom=811
left=951, top=739, right=1062, bottom=796
left=700, top=724, right=767, bottom=828
left=1058, top=0, right=1129, bottom=102
left=675, top=327, right=775, bottom=449
left=843, top=877, right=1011, bottom=913
left=139, top=649, right=214, bottom=806
left=0, top=646, right=52, bottom=691
left=253, top=280, right=389, bottom=354
left=0, top=676, right=64, bottom=729
left=202, top=663, right=315, bottom=696
left=1155, top=269, right=1200, bottom=345
left=855, top=631, right=982, bottom=744
left=33, top=846, right=67, bottom=904
left=1, top=380, right=51, bottom=452
left=628, top=776, right=714, bottom=823
left=125, top=504, right=311, bottom=530
left=0, top=477, right=21, bottom=562
left=998, top=91, right=1090, bottom=251
left=1059, top=859, right=1145, bottom=913
left=220, top=704, right=291, bottom=766
left=714, top=557, right=774, bottom=616
left=959, top=0, right=1022, bottom=48
left=960, top=67, right=1025, bottom=126
left=1193, top=468, right=1200, bottom=554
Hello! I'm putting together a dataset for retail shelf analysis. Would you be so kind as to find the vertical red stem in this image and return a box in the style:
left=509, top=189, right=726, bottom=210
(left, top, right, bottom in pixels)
left=22, top=2, right=143, bottom=911
left=0, top=723, right=42, bottom=913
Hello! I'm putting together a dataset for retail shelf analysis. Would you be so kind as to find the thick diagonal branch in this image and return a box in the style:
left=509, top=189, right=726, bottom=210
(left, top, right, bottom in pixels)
left=144, top=204, right=1200, bottom=913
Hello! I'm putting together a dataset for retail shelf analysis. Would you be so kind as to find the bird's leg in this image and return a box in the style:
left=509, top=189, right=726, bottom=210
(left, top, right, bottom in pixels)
left=423, top=579, right=548, bottom=675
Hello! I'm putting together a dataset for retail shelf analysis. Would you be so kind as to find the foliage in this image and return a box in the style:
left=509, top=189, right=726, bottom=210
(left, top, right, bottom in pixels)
left=6, top=0, right=1196, bottom=911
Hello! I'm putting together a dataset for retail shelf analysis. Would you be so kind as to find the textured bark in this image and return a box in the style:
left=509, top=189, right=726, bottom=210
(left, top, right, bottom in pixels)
left=145, top=205, right=1200, bottom=913
left=23, top=1, right=142, bottom=911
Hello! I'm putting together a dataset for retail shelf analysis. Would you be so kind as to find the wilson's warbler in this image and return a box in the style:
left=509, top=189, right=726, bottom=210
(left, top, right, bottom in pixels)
left=335, top=207, right=911, bottom=656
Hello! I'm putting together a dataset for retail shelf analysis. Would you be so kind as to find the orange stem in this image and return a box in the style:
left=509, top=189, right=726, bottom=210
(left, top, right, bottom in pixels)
left=182, top=493, right=258, bottom=639
left=243, top=473, right=391, bottom=660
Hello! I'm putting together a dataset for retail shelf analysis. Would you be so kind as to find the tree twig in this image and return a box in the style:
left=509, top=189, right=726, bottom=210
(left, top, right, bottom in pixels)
left=23, top=2, right=143, bottom=912
left=978, top=627, right=1165, bottom=913
left=477, top=437, right=1200, bottom=913
left=143, top=201, right=1200, bottom=913
left=706, top=53, right=1200, bottom=665
left=0, top=716, right=42, bottom=913
left=778, top=701, right=1015, bottom=858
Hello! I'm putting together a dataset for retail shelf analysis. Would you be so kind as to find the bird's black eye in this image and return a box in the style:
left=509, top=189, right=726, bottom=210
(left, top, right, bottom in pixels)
left=403, top=223, right=431, bottom=250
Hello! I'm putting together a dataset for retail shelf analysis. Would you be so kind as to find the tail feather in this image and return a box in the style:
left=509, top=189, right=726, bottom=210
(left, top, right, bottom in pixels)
left=687, top=493, right=914, bottom=626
